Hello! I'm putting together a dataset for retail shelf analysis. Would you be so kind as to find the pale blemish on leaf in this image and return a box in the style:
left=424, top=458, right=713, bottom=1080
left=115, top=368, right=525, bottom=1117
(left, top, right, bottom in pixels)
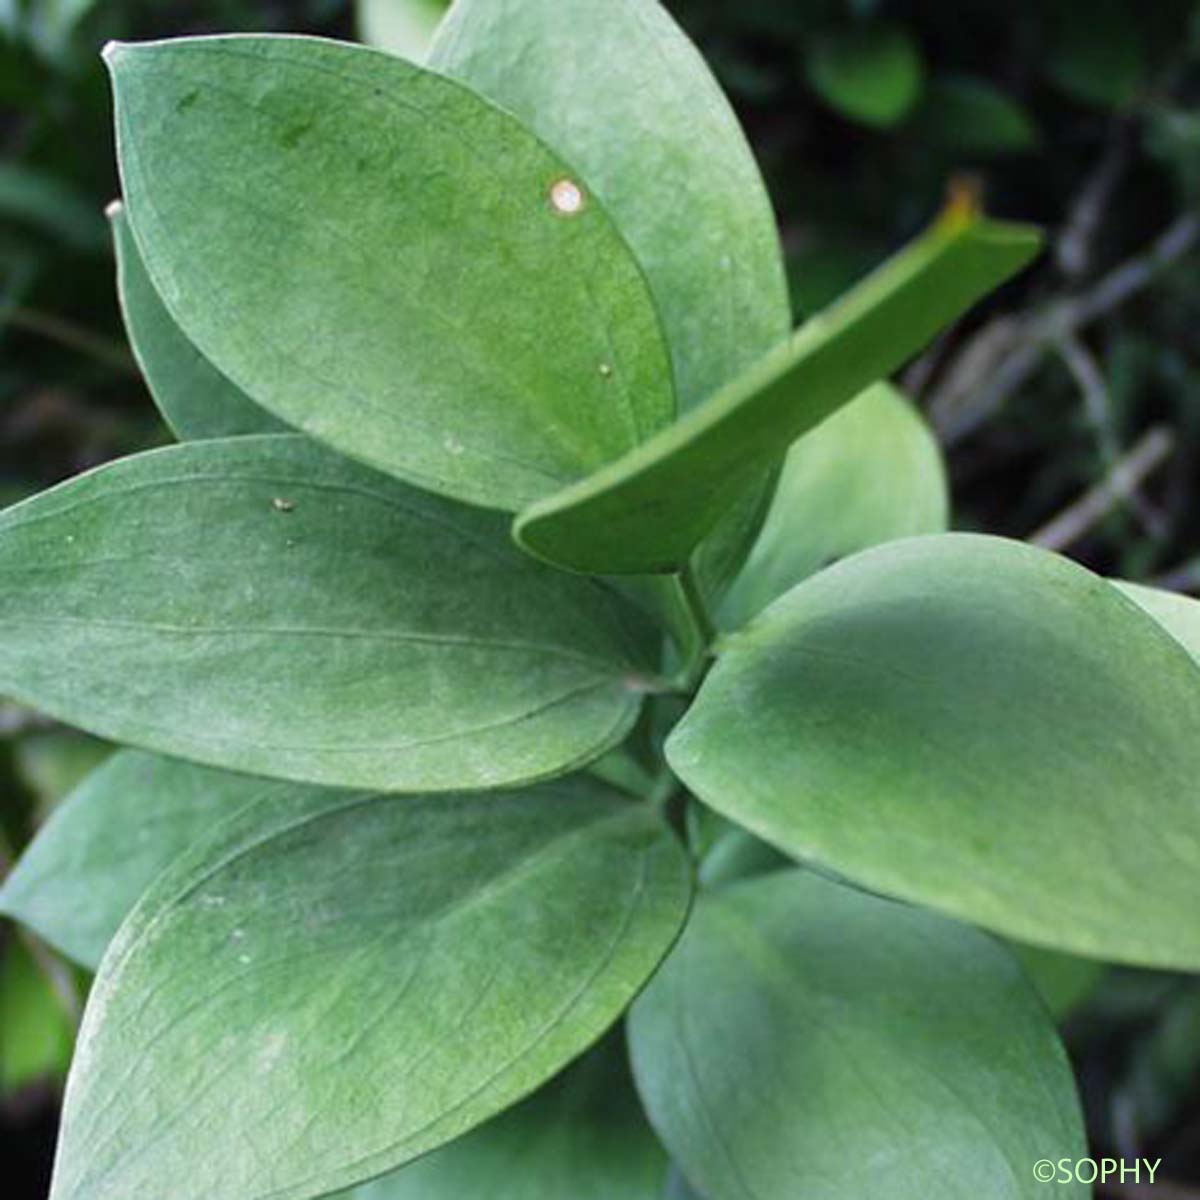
left=549, top=177, right=586, bottom=216
left=271, top=497, right=295, bottom=513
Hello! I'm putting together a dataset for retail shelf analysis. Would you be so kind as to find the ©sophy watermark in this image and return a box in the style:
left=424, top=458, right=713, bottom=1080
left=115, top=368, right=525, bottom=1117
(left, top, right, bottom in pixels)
left=1033, top=1157, right=1161, bottom=1185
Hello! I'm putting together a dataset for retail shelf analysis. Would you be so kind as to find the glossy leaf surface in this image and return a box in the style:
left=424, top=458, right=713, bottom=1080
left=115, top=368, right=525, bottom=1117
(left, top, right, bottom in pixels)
left=107, top=35, right=675, bottom=510
left=669, top=535, right=1200, bottom=967
left=516, top=212, right=1040, bottom=574
left=51, top=778, right=691, bottom=1200
left=629, top=870, right=1087, bottom=1200
left=0, top=436, right=656, bottom=791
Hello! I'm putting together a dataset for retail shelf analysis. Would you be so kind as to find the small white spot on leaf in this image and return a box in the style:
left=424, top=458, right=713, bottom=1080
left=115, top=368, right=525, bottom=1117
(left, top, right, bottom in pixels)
left=272, top=497, right=295, bottom=513
left=549, top=178, right=586, bottom=217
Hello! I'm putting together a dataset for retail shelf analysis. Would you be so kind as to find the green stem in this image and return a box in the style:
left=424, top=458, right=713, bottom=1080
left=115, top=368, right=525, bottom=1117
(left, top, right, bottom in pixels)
left=669, top=561, right=717, bottom=691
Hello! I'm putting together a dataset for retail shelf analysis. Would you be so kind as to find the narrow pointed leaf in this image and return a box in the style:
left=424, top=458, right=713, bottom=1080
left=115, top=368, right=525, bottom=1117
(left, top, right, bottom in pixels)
left=721, top=381, right=948, bottom=626
left=106, top=35, right=675, bottom=511
left=356, top=1035, right=666, bottom=1200
left=430, top=0, right=790, bottom=410
left=669, top=534, right=1200, bottom=967
left=110, top=204, right=285, bottom=440
left=0, top=751, right=294, bottom=968
left=0, top=436, right=656, bottom=791
left=516, top=211, right=1041, bottom=574
left=50, top=778, right=691, bottom=1200
left=629, top=871, right=1087, bottom=1200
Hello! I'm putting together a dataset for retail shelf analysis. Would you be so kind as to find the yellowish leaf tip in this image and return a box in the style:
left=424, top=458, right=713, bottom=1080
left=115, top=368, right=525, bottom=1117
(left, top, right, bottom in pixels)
left=939, top=174, right=985, bottom=232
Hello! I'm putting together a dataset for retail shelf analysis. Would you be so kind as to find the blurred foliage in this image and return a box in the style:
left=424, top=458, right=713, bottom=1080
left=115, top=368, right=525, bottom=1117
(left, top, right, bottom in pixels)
left=2, top=0, right=1200, bottom=1194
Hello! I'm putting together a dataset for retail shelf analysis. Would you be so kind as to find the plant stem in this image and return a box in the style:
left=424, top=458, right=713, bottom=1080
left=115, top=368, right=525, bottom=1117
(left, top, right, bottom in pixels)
left=671, top=561, right=717, bottom=690
left=678, top=561, right=717, bottom=650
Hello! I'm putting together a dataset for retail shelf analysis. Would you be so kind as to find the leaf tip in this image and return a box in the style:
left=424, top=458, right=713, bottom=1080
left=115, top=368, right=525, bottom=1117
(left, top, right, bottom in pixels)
left=100, top=39, right=127, bottom=68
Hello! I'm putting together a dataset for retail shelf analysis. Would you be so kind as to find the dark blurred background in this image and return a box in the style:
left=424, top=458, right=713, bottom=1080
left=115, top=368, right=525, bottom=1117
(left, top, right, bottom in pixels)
left=2, top=1, right=1199, bottom=1196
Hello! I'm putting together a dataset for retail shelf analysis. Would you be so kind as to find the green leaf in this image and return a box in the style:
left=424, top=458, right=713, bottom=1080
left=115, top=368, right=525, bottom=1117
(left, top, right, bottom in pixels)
left=430, top=0, right=791, bottom=599
left=720, top=381, right=948, bottom=627
left=50, top=777, right=691, bottom=1200
left=1009, top=942, right=1105, bottom=1021
left=0, top=935, right=74, bottom=1092
left=1113, top=580, right=1200, bottom=665
left=358, top=0, right=449, bottom=61
left=1045, top=0, right=1145, bottom=109
left=629, top=870, right=1087, bottom=1200
left=429, top=0, right=790, bottom=412
left=106, top=35, right=674, bottom=512
left=0, top=751, right=294, bottom=968
left=13, top=730, right=110, bottom=811
left=0, top=435, right=657, bottom=791
left=804, top=23, right=925, bottom=128
left=110, top=203, right=285, bottom=441
left=668, top=534, right=1200, bottom=968
left=919, top=75, right=1040, bottom=155
left=516, top=211, right=1041, bottom=575
left=355, top=1035, right=666, bottom=1200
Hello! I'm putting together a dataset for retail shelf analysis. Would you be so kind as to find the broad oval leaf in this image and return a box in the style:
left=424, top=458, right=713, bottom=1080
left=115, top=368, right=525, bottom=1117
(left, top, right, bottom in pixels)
left=430, top=0, right=792, bottom=595
left=0, top=750, right=294, bottom=969
left=721, top=381, right=948, bottom=627
left=629, top=870, right=1087, bottom=1200
left=110, top=203, right=284, bottom=440
left=516, top=211, right=1041, bottom=575
left=356, top=1034, right=666, bottom=1200
left=106, top=34, right=675, bottom=511
left=50, top=777, right=692, bottom=1200
left=0, top=435, right=657, bottom=791
left=668, top=534, right=1200, bottom=967
left=430, top=0, right=790, bottom=411
left=805, top=22, right=925, bottom=129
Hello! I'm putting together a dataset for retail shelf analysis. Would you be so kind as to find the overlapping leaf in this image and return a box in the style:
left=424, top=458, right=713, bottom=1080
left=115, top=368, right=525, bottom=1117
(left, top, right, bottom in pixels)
left=669, top=534, right=1200, bottom=967
left=430, top=0, right=791, bottom=596
left=0, top=436, right=657, bottom=791
left=110, top=204, right=283, bottom=440
left=358, top=0, right=449, bottom=61
left=50, top=778, right=691, bottom=1200
left=354, top=1035, right=666, bottom=1200
left=430, top=0, right=790, bottom=411
left=0, top=750, right=294, bottom=968
left=516, top=211, right=1041, bottom=574
left=107, top=35, right=675, bottom=510
left=629, top=870, right=1087, bottom=1200
left=721, top=381, right=948, bottom=626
